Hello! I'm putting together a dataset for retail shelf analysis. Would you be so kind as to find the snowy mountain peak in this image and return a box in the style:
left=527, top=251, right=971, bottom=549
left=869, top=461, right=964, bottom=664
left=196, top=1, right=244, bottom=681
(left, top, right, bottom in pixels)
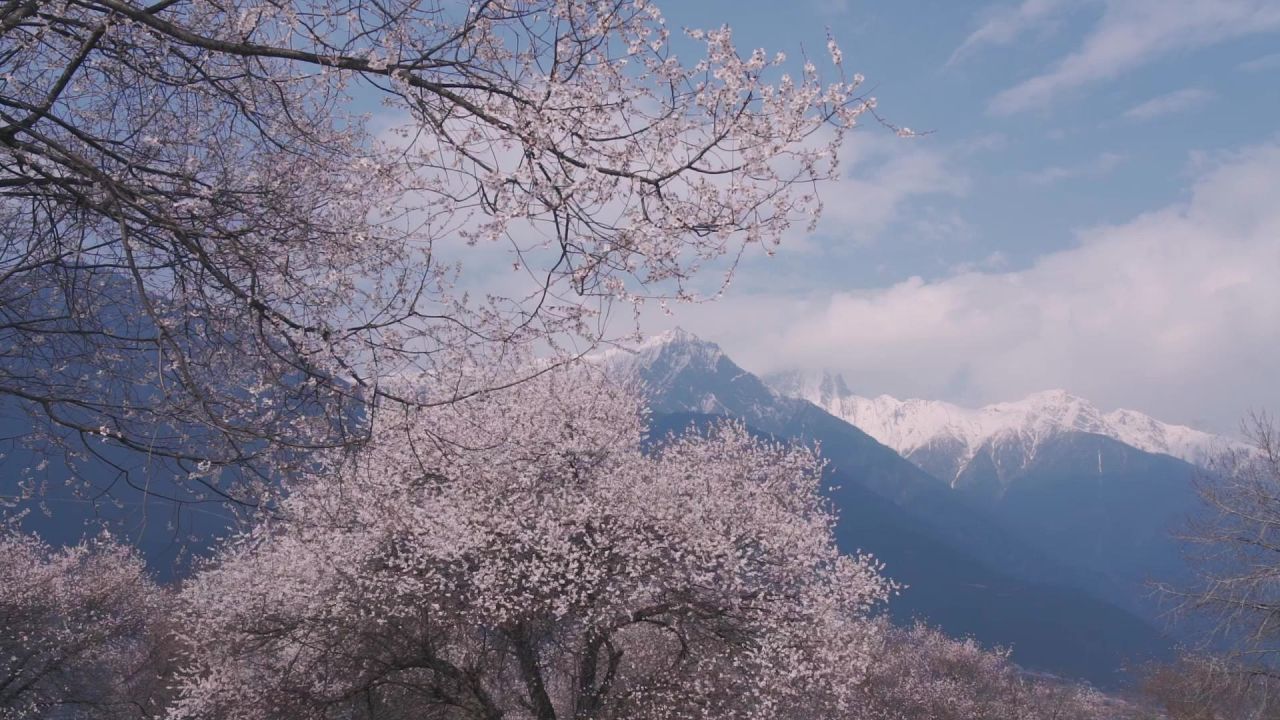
left=1013, top=389, right=1093, bottom=412
left=637, top=326, right=703, bottom=350
left=766, top=368, right=852, bottom=408
left=765, top=370, right=1240, bottom=474
left=589, top=328, right=734, bottom=409
left=984, top=389, right=1110, bottom=438
left=591, top=329, right=793, bottom=421
left=593, top=327, right=721, bottom=368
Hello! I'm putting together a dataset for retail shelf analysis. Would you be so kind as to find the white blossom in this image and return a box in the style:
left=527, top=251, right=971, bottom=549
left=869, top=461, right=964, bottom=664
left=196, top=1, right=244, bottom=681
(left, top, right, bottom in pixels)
left=172, top=367, right=890, bottom=719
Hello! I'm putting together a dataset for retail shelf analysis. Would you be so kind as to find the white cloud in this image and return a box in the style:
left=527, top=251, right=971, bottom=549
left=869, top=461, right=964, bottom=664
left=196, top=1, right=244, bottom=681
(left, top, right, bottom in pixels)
left=1023, top=151, right=1126, bottom=185
left=665, top=141, right=1280, bottom=432
left=807, top=133, right=968, bottom=245
left=987, top=0, right=1280, bottom=114
left=950, top=0, right=1077, bottom=65
left=949, top=251, right=1009, bottom=274
left=1239, top=52, right=1280, bottom=71
left=958, top=133, right=1010, bottom=155
left=1123, top=87, right=1215, bottom=121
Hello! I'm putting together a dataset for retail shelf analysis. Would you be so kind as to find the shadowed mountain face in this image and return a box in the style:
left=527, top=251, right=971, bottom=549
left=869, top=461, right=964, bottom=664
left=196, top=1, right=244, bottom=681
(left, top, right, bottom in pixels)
left=957, top=431, right=1203, bottom=620
left=764, top=365, right=1212, bottom=622
left=609, top=332, right=1172, bottom=686
left=652, top=411, right=1171, bottom=687
left=0, top=399, right=240, bottom=582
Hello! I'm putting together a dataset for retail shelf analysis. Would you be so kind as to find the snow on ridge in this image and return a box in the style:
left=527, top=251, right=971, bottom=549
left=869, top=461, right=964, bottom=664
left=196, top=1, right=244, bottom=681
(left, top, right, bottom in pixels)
left=589, top=327, right=719, bottom=366
left=590, top=331, right=1242, bottom=471
left=1101, top=408, right=1236, bottom=467
left=587, top=327, right=730, bottom=398
left=768, top=371, right=1241, bottom=469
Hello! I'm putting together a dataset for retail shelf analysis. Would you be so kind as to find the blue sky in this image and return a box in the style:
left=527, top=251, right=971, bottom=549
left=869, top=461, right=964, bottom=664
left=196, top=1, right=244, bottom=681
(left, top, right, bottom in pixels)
left=637, top=0, right=1280, bottom=432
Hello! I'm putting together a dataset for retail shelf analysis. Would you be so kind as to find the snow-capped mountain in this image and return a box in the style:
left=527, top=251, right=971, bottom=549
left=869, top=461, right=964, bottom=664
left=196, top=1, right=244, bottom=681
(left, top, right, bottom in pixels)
left=593, top=327, right=730, bottom=412
left=591, top=329, right=1173, bottom=685
left=593, top=327, right=794, bottom=422
left=766, top=369, right=1240, bottom=485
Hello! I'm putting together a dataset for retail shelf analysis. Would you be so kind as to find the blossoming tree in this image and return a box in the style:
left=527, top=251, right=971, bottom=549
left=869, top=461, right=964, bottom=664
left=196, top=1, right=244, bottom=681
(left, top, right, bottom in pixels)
left=0, top=530, right=165, bottom=719
left=0, top=0, right=873, bottom=502
left=171, top=369, right=890, bottom=719
left=858, top=621, right=1124, bottom=720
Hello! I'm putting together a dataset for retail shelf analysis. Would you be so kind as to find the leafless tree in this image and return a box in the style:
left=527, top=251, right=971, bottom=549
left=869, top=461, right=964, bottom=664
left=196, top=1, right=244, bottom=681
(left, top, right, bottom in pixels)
left=1152, top=412, right=1280, bottom=717
left=1173, top=414, right=1280, bottom=669
left=1142, top=653, right=1280, bottom=720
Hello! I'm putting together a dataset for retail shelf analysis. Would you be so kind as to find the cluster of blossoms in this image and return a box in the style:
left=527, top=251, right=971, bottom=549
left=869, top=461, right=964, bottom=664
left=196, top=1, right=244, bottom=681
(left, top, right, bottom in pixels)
left=0, top=531, right=164, bottom=719
left=859, top=621, right=1122, bottom=720
left=171, top=367, right=891, bottom=719
left=0, top=369, right=1158, bottom=720
left=1, top=0, right=872, bottom=504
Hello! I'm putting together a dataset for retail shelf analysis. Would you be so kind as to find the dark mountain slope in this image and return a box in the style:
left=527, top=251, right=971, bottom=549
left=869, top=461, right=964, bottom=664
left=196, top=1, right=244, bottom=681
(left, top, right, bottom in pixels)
left=959, top=430, right=1203, bottom=619
left=649, top=412, right=1168, bottom=687
left=609, top=331, right=1173, bottom=685
left=609, top=332, right=1112, bottom=594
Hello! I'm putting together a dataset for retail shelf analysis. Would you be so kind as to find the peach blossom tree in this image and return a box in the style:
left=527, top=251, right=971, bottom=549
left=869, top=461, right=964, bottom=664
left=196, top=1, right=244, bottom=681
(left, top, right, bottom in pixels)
left=171, top=369, right=890, bottom=719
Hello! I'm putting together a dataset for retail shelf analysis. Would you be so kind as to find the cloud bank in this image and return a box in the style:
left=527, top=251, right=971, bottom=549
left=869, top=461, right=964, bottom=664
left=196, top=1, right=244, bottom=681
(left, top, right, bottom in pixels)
left=813, top=134, right=968, bottom=244
left=963, top=0, right=1280, bottom=114
left=673, top=141, right=1280, bottom=432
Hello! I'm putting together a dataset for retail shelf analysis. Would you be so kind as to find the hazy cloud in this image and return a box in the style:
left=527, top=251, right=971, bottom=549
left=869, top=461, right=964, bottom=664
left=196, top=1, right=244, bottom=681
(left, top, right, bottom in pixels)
left=801, top=133, right=968, bottom=246
left=1123, top=87, right=1214, bottom=121
left=1023, top=151, right=1126, bottom=185
left=987, top=0, right=1280, bottom=114
left=1238, top=52, right=1280, bottom=71
left=668, top=141, right=1280, bottom=432
left=950, top=0, right=1076, bottom=65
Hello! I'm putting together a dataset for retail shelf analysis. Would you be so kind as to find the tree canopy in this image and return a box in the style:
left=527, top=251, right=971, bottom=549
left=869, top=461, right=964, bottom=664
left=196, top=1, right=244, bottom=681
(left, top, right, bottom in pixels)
left=170, top=368, right=891, bottom=719
left=1, top=0, right=871, bottom=504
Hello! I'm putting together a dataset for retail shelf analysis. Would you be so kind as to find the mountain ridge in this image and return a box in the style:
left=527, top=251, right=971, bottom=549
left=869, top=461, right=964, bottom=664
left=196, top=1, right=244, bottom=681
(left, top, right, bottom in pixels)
left=765, top=368, right=1240, bottom=486
left=595, top=329, right=1172, bottom=684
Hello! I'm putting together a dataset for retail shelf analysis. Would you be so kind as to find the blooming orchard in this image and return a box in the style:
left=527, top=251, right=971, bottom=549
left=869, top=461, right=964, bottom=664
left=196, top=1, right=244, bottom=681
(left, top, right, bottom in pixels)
left=171, top=369, right=891, bottom=719
left=0, top=531, right=162, bottom=719
left=0, top=372, right=1152, bottom=720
